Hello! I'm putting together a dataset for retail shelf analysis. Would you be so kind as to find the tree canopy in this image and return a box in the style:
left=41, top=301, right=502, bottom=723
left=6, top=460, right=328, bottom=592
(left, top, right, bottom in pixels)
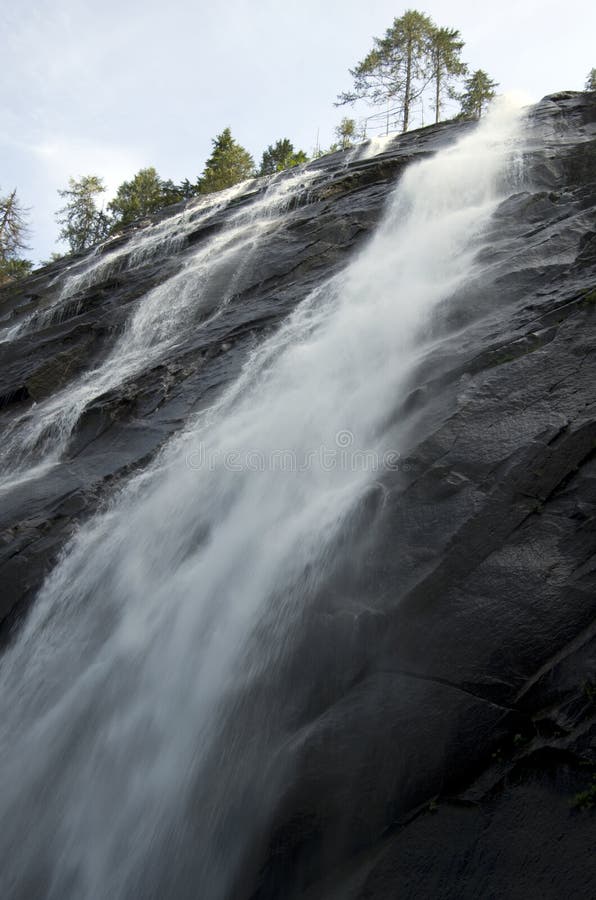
left=458, top=69, right=498, bottom=119
left=336, top=9, right=467, bottom=133
left=108, top=167, right=168, bottom=229
left=335, top=118, right=356, bottom=150
left=586, top=68, right=596, bottom=91
left=55, top=175, right=110, bottom=253
left=0, top=188, right=32, bottom=283
left=197, top=128, right=254, bottom=194
left=428, top=26, right=466, bottom=124
left=259, top=139, right=308, bottom=176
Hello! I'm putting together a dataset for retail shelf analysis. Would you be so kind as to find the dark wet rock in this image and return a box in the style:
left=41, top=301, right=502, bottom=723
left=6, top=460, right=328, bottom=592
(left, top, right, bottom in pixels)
left=0, top=92, right=595, bottom=898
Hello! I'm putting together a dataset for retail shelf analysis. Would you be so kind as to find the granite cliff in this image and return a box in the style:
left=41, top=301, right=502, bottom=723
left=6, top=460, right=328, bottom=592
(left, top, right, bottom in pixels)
left=0, top=92, right=595, bottom=899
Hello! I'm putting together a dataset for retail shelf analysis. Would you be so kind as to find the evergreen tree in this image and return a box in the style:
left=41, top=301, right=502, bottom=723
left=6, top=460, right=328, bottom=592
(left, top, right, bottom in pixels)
left=0, top=188, right=31, bottom=284
left=174, top=178, right=200, bottom=200
left=336, top=9, right=434, bottom=133
left=40, top=252, right=65, bottom=267
left=428, top=26, right=466, bottom=124
left=458, top=70, right=498, bottom=119
left=108, top=167, right=166, bottom=228
left=1, top=258, right=33, bottom=283
left=56, top=175, right=110, bottom=253
left=0, top=189, right=29, bottom=262
left=335, top=117, right=357, bottom=150
left=159, top=179, right=186, bottom=206
left=197, top=129, right=254, bottom=194
left=259, top=139, right=308, bottom=176
left=586, top=68, right=596, bottom=91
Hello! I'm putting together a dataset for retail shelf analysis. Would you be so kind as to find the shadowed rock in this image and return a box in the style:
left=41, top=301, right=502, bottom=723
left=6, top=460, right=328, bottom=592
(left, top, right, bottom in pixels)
left=0, top=92, right=595, bottom=899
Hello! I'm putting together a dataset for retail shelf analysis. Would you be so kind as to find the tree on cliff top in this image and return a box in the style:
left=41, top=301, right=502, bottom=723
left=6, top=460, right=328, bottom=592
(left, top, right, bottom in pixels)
left=336, top=9, right=434, bottom=133
left=108, top=167, right=166, bottom=229
left=458, top=69, right=498, bottom=119
left=335, top=117, right=357, bottom=150
left=0, top=188, right=32, bottom=283
left=586, top=69, right=596, bottom=91
left=428, top=26, right=466, bottom=123
left=1, top=188, right=29, bottom=261
left=336, top=11, right=468, bottom=133
left=259, top=139, right=308, bottom=176
left=197, top=129, right=254, bottom=194
left=56, top=175, right=110, bottom=253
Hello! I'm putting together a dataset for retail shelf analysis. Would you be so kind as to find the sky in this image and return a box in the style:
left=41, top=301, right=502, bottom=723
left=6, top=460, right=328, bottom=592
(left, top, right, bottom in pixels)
left=2, top=0, right=595, bottom=263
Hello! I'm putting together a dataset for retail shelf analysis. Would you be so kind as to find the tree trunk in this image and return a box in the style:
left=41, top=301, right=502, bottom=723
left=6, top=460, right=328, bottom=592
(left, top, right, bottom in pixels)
left=403, top=38, right=412, bottom=133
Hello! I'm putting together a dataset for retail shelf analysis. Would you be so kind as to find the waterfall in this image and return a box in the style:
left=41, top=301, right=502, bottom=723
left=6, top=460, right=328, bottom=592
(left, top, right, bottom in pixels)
left=0, top=97, right=527, bottom=900
left=0, top=166, right=318, bottom=486
left=0, top=183, right=247, bottom=343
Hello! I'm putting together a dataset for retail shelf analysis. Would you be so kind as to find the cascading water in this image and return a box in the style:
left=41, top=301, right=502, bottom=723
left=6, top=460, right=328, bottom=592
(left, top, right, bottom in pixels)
left=0, top=166, right=318, bottom=487
left=0, top=184, right=246, bottom=343
left=0, top=97, right=528, bottom=900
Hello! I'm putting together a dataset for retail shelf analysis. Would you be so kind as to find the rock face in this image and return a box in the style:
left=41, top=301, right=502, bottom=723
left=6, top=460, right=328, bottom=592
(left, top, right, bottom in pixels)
left=0, top=93, right=595, bottom=898
left=0, top=137, right=430, bottom=629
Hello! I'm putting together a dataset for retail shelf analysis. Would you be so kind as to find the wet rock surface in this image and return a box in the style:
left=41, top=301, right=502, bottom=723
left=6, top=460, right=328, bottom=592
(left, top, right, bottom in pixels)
left=0, top=120, right=458, bottom=628
left=1, top=93, right=595, bottom=897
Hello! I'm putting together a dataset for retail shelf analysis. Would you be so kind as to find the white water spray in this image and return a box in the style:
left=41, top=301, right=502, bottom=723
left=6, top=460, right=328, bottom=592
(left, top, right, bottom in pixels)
left=0, top=97, right=528, bottom=899
left=0, top=186, right=245, bottom=343
left=0, top=167, right=317, bottom=485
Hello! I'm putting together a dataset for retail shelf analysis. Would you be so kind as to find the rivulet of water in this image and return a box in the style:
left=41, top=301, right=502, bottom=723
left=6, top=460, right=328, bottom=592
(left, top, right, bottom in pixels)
left=0, top=166, right=318, bottom=486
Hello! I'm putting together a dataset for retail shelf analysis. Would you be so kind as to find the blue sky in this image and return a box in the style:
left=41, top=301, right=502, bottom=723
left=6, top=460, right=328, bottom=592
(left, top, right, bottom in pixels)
left=2, top=0, right=595, bottom=262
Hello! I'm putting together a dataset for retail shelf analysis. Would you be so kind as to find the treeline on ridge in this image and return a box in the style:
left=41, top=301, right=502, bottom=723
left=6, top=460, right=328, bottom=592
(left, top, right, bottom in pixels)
left=2, top=7, right=595, bottom=282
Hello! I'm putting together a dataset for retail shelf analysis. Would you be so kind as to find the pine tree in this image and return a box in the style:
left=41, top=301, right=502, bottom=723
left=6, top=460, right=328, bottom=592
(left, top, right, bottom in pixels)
left=259, top=139, right=308, bottom=176
left=108, top=167, right=166, bottom=229
left=197, top=129, right=254, bottom=194
left=56, top=175, right=110, bottom=253
left=336, top=9, right=434, bottom=133
left=0, top=188, right=31, bottom=284
left=159, top=179, right=186, bottom=206
left=335, top=118, right=357, bottom=150
left=428, top=26, right=466, bottom=124
left=458, top=70, right=498, bottom=119
left=174, top=178, right=200, bottom=200
left=586, top=68, right=596, bottom=91
left=0, top=189, right=29, bottom=262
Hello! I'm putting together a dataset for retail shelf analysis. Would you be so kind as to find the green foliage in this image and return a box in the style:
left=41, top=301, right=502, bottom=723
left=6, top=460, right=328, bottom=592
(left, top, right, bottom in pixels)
left=458, top=69, right=498, bottom=119
left=108, top=167, right=167, bottom=229
left=570, top=774, right=596, bottom=810
left=337, top=9, right=435, bottom=133
left=336, top=10, right=467, bottom=133
left=56, top=169, right=193, bottom=249
left=428, top=26, right=467, bottom=123
left=335, top=117, right=356, bottom=150
left=174, top=178, right=200, bottom=200
left=0, top=257, right=33, bottom=284
left=586, top=68, right=596, bottom=91
left=159, top=179, right=186, bottom=206
left=0, top=188, right=29, bottom=259
left=197, top=128, right=254, bottom=194
left=39, top=252, right=66, bottom=268
left=56, top=175, right=110, bottom=253
left=259, top=139, right=308, bottom=176
left=0, top=188, right=32, bottom=284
